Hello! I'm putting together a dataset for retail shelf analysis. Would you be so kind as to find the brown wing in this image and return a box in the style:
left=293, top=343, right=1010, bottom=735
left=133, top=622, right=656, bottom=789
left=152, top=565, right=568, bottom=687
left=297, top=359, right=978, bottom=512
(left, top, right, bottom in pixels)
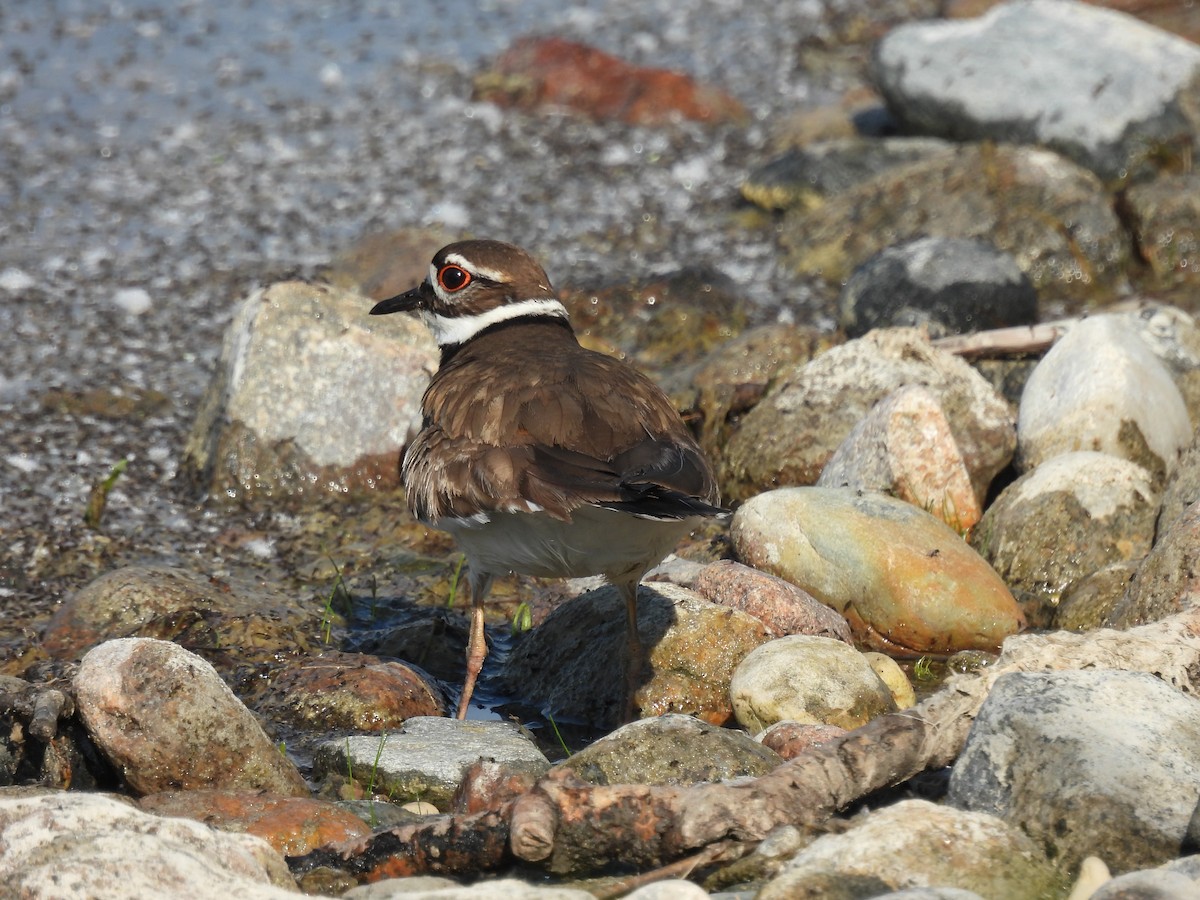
left=403, top=322, right=720, bottom=523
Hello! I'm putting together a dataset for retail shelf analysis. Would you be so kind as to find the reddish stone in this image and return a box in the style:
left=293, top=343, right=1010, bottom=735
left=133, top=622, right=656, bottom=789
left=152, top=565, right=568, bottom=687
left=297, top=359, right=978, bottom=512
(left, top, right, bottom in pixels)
left=759, top=721, right=847, bottom=760
left=693, top=559, right=853, bottom=643
left=139, top=790, right=373, bottom=857
left=475, top=36, right=747, bottom=126
left=451, top=758, right=540, bottom=815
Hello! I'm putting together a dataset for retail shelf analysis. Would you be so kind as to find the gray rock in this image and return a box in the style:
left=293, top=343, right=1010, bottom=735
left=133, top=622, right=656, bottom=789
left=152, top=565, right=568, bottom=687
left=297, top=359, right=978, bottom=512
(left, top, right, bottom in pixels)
left=1107, top=499, right=1200, bottom=628
left=970, top=451, right=1158, bottom=623
left=1054, top=561, right=1140, bottom=633
left=720, top=328, right=1015, bottom=504
left=947, top=669, right=1200, bottom=873
left=1089, top=868, right=1200, bottom=900
left=0, top=791, right=295, bottom=899
left=499, top=582, right=769, bottom=728
left=839, top=237, right=1036, bottom=338
left=1125, top=173, right=1200, bottom=287
left=1159, top=430, right=1200, bottom=537
left=871, top=0, right=1200, bottom=180
left=182, top=279, right=436, bottom=502
left=74, top=638, right=309, bottom=797
left=1017, top=315, right=1191, bottom=482
left=312, top=716, right=550, bottom=811
left=757, top=799, right=1059, bottom=900
left=560, top=713, right=781, bottom=786
left=729, top=635, right=897, bottom=733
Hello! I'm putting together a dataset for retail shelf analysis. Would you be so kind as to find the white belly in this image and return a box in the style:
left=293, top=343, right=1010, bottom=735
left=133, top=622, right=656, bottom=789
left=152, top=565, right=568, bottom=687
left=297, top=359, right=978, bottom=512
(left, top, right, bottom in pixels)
left=439, top=505, right=696, bottom=582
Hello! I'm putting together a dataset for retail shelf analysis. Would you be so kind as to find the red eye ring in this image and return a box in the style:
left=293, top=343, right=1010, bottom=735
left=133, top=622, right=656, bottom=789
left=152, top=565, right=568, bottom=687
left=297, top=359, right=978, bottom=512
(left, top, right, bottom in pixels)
left=437, top=264, right=472, bottom=292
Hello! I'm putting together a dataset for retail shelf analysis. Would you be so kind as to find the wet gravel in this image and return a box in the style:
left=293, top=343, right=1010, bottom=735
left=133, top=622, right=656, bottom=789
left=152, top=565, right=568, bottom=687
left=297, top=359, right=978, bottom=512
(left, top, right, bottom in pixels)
left=0, top=1, right=891, bottom=647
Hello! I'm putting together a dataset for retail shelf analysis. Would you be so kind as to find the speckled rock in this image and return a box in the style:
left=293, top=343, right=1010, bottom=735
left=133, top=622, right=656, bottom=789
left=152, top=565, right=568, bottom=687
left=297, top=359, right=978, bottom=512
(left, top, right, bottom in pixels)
left=499, top=582, right=770, bottom=727
left=0, top=791, right=296, bottom=900
left=1017, top=314, right=1191, bottom=482
left=692, top=559, right=853, bottom=643
left=74, top=638, right=309, bottom=797
left=721, top=328, right=1016, bottom=504
left=758, top=799, right=1061, bottom=900
left=779, top=144, right=1127, bottom=299
left=1089, top=867, right=1200, bottom=900
left=817, top=384, right=982, bottom=533
left=970, top=451, right=1159, bottom=624
left=729, top=635, right=898, bottom=732
left=182, top=279, right=436, bottom=502
left=838, top=237, right=1036, bottom=338
left=558, top=713, right=781, bottom=786
left=257, top=651, right=447, bottom=731
left=1159, top=429, right=1200, bottom=536
left=732, top=488, right=1024, bottom=655
left=312, top=717, right=550, bottom=811
left=947, top=670, right=1200, bottom=874
left=41, top=564, right=325, bottom=667
left=871, top=0, right=1200, bottom=180
left=1054, top=561, right=1140, bottom=632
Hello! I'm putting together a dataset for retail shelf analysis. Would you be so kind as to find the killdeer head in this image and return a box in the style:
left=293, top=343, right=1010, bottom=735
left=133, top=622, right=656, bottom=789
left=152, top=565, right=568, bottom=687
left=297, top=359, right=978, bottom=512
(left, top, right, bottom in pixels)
left=370, top=239, right=569, bottom=348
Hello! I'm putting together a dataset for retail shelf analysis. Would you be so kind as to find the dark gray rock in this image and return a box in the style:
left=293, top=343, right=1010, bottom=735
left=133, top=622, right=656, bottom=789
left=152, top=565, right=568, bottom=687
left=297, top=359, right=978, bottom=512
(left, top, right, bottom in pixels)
left=839, top=237, right=1036, bottom=338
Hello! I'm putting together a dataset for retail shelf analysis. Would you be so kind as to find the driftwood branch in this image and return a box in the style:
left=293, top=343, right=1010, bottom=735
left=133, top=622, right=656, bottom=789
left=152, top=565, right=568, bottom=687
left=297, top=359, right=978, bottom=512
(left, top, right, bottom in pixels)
left=932, top=321, right=1070, bottom=358
left=289, top=604, right=1200, bottom=884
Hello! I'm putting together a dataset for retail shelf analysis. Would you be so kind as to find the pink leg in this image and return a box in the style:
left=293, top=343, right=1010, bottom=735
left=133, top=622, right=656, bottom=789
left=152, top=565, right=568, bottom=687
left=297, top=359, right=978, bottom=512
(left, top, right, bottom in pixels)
left=456, top=570, right=493, bottom=720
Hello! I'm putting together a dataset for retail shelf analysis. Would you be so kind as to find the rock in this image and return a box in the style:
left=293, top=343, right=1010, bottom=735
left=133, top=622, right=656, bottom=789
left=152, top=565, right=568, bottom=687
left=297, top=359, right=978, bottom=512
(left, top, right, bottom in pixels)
left=729, top=635, right=898, bottom=732
left=1017, top=314, right=1191, bottom=481
left=1118, top=302, right=1200, bottom=431
left=625, top=882, right=710, bottom=900
left=1159, top=419, right=1200, bottom=536
left=871, top=0, right=1200, bottom=180
left=1089, top=868, right=1200, bottom=900
left=1125, top=173, right=1200, bottom=286
left=779, top=144, right=1127, bottom=300
left=720, top=328, right=1016, bottom=504
left=1054, top=561, right=1140, bottom=632
left=74, top=638, right=309, bottom=797
left=970, top=452, right=1159, bottom=622
left=311, top=717, right=549, bottom=811
left=692, top=559, right=853, bottom=643
left=948, top=669, right=1200, bottom=874
left=0, top=791, right=296, bottom=899
left=499, top=582, right=770, bottom=727
left=688, top=323, right=834, bottom=465
left=740, top=136, right=952, bottom=211
left=182, top=279, right=436, bottom=502
left=839, top=237, right=1037, bottom=338
left=864, top=652, right=916, bottom=709
left=138, top=790, right=372, bottom=857
left=732, top=488, right=1024, bottom=655
left=758, top=721, right=847, bottom=759
left=1107, top=499, right=1200, bottom=628
left=344, top=876, right=594, bottom=899
left=817, top=384, right=982, bottom=533
left=472, top=37, right=747, bottom=126
left=757, top=799, right=1059, bottom=900
left=558, top=714, right=781, bottom=786
left=258, top=651, right=447, bottom=731
left=41, top=564, right=325, bottom=667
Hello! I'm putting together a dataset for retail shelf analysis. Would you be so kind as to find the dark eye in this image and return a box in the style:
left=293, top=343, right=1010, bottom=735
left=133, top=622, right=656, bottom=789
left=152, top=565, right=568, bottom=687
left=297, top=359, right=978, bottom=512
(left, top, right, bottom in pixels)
left=438, top=264, right=472, bottom=292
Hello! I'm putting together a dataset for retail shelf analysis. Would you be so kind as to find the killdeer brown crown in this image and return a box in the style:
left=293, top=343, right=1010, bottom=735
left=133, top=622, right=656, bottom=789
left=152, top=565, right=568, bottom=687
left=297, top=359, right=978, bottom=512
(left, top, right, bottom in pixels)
left=370, top=239, right=724, bottom=720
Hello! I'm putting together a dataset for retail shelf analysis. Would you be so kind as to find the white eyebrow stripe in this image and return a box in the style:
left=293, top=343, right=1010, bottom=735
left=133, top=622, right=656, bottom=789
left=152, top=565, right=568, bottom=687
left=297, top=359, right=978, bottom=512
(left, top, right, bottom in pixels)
left=443, top=253, right=508, bottom=284
left=424, top=297, right=569, bottom=346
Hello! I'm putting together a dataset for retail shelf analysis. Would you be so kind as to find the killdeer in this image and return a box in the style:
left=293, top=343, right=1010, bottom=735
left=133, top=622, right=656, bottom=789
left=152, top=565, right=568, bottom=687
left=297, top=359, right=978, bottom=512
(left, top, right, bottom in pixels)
left=370, top=239, right=724, bottom=720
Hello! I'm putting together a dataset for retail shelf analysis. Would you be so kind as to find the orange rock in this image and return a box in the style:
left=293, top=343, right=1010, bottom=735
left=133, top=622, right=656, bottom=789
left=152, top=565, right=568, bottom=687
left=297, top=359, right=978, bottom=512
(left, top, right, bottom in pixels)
left=475, top=36, right=747, bottom=126
left=139, top=790, right=372, bottom=857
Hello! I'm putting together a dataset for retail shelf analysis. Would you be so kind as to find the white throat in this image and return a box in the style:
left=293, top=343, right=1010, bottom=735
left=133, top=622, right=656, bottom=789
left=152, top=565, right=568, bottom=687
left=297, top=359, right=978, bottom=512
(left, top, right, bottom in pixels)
left=425, top=297, right=569, bottom=347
